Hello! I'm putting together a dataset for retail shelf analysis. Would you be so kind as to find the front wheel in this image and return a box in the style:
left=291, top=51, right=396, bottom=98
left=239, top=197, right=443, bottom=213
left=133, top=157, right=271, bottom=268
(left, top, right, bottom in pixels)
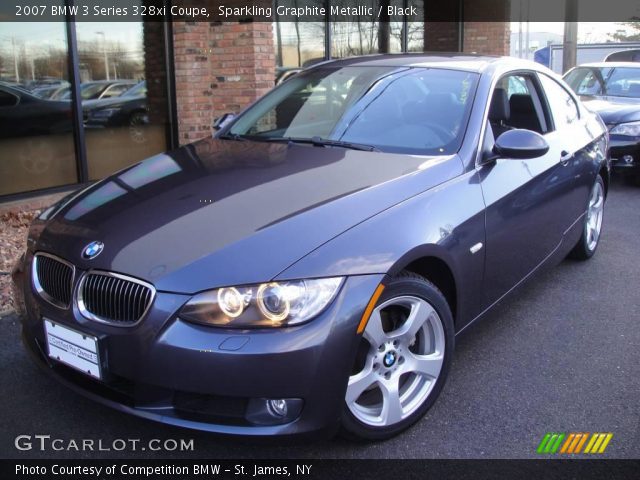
left=341, top=272, right=454, bottom=441
left=569, top=175, right=605, bottom=260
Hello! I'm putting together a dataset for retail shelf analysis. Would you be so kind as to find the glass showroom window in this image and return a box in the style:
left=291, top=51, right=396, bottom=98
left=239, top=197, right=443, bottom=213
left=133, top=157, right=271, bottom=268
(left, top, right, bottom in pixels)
left=330, top=0, right=404, bottom=57
left=75, top=20, right=169, bottom=181
left=0, top=21, right=77, bottom=196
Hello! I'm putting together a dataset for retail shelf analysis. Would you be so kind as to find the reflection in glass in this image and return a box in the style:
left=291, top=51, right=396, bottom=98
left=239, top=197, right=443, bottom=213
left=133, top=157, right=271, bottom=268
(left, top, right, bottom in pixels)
left=118, top=154, right=181, bottom=189
left=273, top=12, right=325, bottom=86
left=0, top=21, right=77, bottom=195
left=76, top=19, right=169, bottom=181
left=64, top=181, right=126, bottom=220
left=330, top=0, right=404, bottom=57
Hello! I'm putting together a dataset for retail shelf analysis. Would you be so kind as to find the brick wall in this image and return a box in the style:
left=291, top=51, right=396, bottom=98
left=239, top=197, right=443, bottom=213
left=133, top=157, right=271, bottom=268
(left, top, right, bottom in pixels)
left=463, top=22, right=510, bottom=55
left=462, top=0, right=510, bottom=55
left=173, top=21, right=275, bottom=145
left=142, top=21, right=168, bottom=129
left=424, top=23, right=460, bottom=52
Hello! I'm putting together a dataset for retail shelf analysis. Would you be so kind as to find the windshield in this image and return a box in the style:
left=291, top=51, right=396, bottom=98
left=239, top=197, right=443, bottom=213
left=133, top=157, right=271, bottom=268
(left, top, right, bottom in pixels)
left=59, top=83, right=104, bottom=100
left=124, top=81, right=146, bottom=98
left=228, top=66, right=479, bottom=155
left=564, top=66, right=640, bottom=98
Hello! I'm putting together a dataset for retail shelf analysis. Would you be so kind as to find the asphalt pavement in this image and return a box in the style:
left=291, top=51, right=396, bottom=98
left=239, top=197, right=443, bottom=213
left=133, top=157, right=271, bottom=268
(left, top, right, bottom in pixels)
left=1, top=178, right=638, bottom=459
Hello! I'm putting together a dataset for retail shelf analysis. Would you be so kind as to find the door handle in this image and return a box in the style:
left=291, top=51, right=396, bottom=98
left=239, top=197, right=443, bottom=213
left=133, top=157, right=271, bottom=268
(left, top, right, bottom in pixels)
left=560, top=150, right=572, bottom=166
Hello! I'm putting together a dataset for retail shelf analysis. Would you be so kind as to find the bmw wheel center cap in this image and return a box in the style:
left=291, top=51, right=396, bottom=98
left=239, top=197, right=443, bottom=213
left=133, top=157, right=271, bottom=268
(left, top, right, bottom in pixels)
left=383, top=351, right=397, bottom=368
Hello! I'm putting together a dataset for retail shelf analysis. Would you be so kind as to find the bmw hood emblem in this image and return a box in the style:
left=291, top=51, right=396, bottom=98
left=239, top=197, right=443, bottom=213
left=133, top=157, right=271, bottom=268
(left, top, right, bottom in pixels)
left=82, top=241, right=104, bottom=260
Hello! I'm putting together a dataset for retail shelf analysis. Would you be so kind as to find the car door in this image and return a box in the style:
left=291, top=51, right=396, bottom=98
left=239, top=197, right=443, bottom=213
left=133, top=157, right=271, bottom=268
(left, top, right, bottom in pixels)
left=478, top=71, right=573, bottom=309
left=536, top=73, right=596, bottom=234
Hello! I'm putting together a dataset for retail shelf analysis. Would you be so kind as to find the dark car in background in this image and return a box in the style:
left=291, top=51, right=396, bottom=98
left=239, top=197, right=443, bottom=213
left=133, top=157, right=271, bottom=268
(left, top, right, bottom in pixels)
left=15, top=55, right=608, bottom=441
left=58, top=79, right=137, bottom=102
left=0, top=83, right=71, bottom=139
left=564, top=62, right=640, bottom=184
left=83, top=81, right=148, bottom=143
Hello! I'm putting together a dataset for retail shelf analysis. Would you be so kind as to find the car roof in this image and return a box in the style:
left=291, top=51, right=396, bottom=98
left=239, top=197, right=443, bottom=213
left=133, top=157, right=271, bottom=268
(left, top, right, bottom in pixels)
left=0, top=83, right=39, bottom=98
left=575, top=62, right=640, bottom=68
left=83, top=80, right=136, bottom=85
left=308, top=53, right=544, bottom=74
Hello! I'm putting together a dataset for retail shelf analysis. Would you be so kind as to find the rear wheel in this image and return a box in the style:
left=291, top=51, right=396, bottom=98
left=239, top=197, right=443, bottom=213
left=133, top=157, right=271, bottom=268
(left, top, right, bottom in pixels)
left=341, top=272, right=454, bottom=441
left=569, top=175, right=605, bottom=260
left=129, top=111, right=147, bottom=144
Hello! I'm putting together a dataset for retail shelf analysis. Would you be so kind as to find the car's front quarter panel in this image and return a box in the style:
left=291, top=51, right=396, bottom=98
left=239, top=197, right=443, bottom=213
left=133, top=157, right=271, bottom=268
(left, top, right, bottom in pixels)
left=277, top=168, right=487, bottom=330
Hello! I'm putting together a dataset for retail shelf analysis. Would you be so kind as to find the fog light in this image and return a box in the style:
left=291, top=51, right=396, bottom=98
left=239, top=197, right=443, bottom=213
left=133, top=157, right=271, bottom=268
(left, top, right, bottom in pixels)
left=623, top=154, right=634, bottom=164
left=267, top=399, right=288, bottom=417
left=245, top=398, right=304, bottom=426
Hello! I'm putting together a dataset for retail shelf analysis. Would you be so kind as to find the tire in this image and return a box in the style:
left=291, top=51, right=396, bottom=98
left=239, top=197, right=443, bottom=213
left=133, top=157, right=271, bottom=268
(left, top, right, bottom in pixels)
left=341, top=271, right=455, bottom=441
left=569, top=175, right=605, bottom=260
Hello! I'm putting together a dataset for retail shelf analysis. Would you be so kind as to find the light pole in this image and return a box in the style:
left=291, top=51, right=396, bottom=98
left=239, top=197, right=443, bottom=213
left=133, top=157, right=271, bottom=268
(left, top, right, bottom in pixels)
left=95, top=31, right=109, bottom=80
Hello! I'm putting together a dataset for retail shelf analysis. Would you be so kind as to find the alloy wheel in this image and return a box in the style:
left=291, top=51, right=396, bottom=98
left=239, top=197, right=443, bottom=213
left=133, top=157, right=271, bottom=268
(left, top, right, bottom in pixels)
left=346, top=295, right=445, bottom=427
left=586, top=180, right=604, bottom=251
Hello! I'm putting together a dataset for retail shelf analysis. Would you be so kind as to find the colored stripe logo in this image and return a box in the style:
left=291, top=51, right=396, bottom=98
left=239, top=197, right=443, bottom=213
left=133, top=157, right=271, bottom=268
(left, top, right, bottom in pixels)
left=537, top=433, right=613, bottom=454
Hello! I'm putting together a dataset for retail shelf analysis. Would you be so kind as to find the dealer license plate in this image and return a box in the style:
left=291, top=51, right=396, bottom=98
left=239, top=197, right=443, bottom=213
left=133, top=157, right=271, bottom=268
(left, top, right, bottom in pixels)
left=44, top=319, right=101, bottom=380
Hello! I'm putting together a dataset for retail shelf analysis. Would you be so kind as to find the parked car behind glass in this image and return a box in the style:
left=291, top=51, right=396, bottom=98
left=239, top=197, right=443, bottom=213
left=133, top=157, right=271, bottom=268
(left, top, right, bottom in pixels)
left=0, top=83, right=71, bottom=139
left=83, top=81, right=148, bottom=143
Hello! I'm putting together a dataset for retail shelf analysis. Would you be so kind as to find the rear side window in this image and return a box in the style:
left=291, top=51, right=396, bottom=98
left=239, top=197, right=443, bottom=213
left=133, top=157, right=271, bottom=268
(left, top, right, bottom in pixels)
left=539, top=74, right=579, bottom=129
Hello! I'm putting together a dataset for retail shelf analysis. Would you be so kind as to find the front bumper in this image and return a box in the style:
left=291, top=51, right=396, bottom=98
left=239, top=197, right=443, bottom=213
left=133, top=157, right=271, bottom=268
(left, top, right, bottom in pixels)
left=17, top=252, right=383, bottom=438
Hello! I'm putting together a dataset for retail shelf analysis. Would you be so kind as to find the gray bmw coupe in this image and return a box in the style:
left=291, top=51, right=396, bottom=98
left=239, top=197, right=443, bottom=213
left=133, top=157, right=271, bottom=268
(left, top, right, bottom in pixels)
left=15, top=54, right=609, bottom=441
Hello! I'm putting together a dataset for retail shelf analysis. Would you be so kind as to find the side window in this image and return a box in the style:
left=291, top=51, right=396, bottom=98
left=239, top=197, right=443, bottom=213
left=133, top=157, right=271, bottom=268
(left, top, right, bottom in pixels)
left=539, top=75, right=579, bottom=130
left=507, top=76, right=528, bottom=97
left=488, top=73, right=548, bottom=137
left=0, top=90, right=18, bottom=107
left=576, top=70, right=604, bottom=95
left=102, top=84, right=131, bottom=98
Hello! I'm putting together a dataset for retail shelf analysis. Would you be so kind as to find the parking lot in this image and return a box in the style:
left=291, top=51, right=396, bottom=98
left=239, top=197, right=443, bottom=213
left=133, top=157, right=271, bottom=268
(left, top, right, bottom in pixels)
left=1, top=178, right=638, bottom=459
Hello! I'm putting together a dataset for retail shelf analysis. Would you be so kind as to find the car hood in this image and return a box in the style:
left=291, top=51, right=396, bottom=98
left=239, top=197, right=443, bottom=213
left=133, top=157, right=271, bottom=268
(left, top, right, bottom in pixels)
left=34, top=137, right=462, bottom=293
left=580, top=96, right=640, bottom=125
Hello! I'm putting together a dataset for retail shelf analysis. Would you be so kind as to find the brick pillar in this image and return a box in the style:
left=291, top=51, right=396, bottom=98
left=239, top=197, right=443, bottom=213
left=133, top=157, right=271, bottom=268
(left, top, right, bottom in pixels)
left=424, top=23, right=460, bottom=52
left=142, top=21, right=168, bottom=129
left=173, top=21, right=275, bottom=145
left=462, top=0, right=510, bottom=55
left=463, top=22, right=510, bottom=55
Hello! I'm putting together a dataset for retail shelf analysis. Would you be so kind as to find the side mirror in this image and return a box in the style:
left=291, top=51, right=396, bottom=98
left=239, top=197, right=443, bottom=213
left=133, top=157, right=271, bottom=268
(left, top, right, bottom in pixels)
left=488, top=129, right=550, bottom=161
left=212, top=112, right=236, bottom=132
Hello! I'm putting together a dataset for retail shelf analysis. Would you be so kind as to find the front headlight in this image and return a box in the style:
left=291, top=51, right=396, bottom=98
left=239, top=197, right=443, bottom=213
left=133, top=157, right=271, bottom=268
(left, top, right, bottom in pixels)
left=609, top=121, right=640, bottom=137
left=179, top=277, right=344, bottom=328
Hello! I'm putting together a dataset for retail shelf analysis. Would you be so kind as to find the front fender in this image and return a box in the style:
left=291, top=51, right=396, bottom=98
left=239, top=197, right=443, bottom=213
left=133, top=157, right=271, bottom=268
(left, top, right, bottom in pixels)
left=276, top=170, right=487, bottom=330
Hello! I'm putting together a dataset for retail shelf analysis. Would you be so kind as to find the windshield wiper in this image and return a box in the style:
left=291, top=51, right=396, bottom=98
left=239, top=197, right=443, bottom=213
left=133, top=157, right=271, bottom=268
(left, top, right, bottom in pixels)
left=267, top=136, right=379, bottom=152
